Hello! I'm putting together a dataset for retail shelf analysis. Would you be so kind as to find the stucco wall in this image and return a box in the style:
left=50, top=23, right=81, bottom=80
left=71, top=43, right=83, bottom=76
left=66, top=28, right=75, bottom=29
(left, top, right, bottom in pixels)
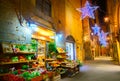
left=51, top=0, right=84, bottom=61
left=0, top=0, right=31, bottom=44
left=65, top=0, right=84, bottom=61
left=51, top=0, right=66, bottom=48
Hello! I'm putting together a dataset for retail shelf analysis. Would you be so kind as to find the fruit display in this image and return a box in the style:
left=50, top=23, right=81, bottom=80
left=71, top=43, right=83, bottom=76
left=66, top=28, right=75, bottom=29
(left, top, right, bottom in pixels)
left=19, top=56, right=26, bottom=61
left=11, top=56, right=19, bottom=62
left=20, top=71, right=41, bottom=81
left=57, top=55, right=63, bottom=58
left=57, top=47, right=65, bottom=53
left=3, top=74, right=25, bottom=81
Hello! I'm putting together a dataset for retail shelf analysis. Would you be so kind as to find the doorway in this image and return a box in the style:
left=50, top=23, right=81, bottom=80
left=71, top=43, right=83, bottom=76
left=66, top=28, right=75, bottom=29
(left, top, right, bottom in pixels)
left=66, top=35, right=76, bottom=60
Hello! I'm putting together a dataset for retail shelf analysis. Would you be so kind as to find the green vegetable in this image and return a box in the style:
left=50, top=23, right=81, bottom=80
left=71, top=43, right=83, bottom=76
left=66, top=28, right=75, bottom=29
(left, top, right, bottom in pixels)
left=30, top=39, right=38, bottom=52
left=22, top=65, right=29, bottom=70
left=12, top=70, right=18, bottom=75
left=25, top=55, right=34, bottom=60
left=11, top=56, right=18, bottom=62
left=48, top=42, right=57, bottom=58
left=20, top=71, right=40, bottom=81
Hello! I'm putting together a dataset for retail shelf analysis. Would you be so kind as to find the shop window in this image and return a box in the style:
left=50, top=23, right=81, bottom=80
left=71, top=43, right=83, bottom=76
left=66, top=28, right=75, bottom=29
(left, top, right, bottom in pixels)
left=66, top=35, right=76, bottom=60
left=36, top=0, right=51, bottom=16
left=66, top=42, right=75, bottom=60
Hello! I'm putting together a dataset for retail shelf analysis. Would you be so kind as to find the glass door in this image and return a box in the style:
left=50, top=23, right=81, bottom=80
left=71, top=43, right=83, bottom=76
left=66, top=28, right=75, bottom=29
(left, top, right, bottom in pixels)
left=66, top=42, right=75, bottom=60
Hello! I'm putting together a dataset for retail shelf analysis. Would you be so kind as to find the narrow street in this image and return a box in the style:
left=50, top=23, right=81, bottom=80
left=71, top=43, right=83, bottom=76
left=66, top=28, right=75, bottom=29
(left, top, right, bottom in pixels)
left=60, top=57, right=120, bottom=81
left=0, top=0, right=120, bottom=81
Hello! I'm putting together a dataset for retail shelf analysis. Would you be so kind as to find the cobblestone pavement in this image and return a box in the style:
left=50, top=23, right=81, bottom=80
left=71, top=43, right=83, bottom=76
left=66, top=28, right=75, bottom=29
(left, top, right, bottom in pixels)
left=60, top=56, right=120, bottom=81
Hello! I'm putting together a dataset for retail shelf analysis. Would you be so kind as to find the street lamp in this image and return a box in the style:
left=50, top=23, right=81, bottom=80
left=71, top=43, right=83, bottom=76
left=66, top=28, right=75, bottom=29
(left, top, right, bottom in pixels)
left=104, top=17, right=109, bottom=22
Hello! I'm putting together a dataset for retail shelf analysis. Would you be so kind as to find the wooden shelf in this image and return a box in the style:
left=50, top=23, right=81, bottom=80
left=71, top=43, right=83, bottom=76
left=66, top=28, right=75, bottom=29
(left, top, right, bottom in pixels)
left=45, top=59, right=55, bottom=61
left=16, top=52, right=35, bottom=54
left=57, top=57, right=66, bottom=59
left=31, top=75, right=43, bottom=81
left=0, top=60, right=37, bottom=65
left=37, top=52, right=45, bottom=54
left=0, top=73, right=10, bottom=76
left=57, top=52, right=67, bottom=54
left=1, top=52, right=35, bottom=55
left=52, top=65, right=60, bottom=67
left=61, top=62, right=68, bottom=64
left=48, top=61, right=59, bottom=64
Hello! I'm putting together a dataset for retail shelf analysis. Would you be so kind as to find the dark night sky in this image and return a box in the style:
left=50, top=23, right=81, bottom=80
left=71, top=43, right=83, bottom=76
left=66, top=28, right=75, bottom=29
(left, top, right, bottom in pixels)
left=92, top=0, right=107, bottom=24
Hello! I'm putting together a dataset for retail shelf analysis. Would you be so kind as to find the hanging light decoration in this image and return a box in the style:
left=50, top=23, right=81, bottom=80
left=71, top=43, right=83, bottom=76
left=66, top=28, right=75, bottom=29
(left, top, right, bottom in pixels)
left=98, top=30, right=109, bottom=47
left=91, top=23, right=109, bottom=47
left=76, top=1, right=99, bottom=19
left=92, top=24, right=101, bottom=35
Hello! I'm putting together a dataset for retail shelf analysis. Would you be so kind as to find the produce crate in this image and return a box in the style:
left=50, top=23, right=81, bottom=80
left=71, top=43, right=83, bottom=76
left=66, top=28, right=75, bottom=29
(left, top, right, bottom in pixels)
left=31, top=75, right=43, bottom=81
left=52, top=74, right=61, bottom=81
left=44, top=78, right=50, bottom=81
left=47, top=71, right=54, bottom=78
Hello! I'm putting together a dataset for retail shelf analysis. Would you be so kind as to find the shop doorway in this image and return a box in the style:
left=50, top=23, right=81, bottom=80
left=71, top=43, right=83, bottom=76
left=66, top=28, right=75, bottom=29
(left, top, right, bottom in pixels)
left=66, top=35, right=76, bottom=60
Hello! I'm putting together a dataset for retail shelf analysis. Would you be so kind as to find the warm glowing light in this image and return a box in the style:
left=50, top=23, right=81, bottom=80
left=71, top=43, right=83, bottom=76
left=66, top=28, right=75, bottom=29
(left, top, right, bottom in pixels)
left=50, top=36, right=55, bottom=39
left=84, top=36, right=89, bottom=41
left=115, top=24, right=117, bottom=27
left=104, top=17, right=109, bottom=22
left=37, top=27, right=55, bottom=36
left=106, top=37, right=110, bottom=40
left=28, top=23, right=55, bottom=40
left=39, top=36, right=46, bottom=40
left=27, top=23, right=55, bottom=37
left=32, top=35, right=46, bottom=40
left=91, top=33, right=94, bottom=35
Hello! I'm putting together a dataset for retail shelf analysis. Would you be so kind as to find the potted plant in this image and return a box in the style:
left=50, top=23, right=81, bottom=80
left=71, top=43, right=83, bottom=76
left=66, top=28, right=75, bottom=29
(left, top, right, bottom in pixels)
left=47, top=42, right=57, bottom=58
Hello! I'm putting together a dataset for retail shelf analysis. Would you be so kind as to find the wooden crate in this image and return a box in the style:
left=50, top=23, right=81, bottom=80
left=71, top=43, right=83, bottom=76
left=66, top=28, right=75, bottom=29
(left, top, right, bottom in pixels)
left=52, top=74, right=61, bottom=81
left=47, top=71, right=54, bottom=78
left=31, top=75, right=43, bottom=81
left=44, top=78, right=50, bottom=81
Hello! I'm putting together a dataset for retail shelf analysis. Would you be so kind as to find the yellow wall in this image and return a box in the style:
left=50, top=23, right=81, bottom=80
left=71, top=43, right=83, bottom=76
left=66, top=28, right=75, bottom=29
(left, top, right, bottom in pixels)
left=51, top=0, right=84, bottom=62
left=51, top=0, right=66, bottom=32
left=117, top=40, right=120, bottom=64
left=107, top=0, right=120, bottom=63
left=116, top=2, right=120, bottom=64
left=65, top=0, right=84, bottom=61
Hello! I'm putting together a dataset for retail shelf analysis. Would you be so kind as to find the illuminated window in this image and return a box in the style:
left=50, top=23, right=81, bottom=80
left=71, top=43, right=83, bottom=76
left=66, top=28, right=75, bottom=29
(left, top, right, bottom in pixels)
left=66, top=42, right=74, bottom=60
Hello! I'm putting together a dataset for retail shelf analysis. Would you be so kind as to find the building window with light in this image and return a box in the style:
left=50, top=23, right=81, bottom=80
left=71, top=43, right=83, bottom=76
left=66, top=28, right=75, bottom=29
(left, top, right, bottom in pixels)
left=36, top=0, right=51, bottom=16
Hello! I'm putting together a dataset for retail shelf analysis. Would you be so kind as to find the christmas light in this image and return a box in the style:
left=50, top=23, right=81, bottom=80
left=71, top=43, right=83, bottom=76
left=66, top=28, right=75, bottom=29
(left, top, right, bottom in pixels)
left=99, top=30, right=109, bottom=40
left=92, top=24, right=101, bottom=35
left=98, top=30, right=109, bottom=47
left=76, top=1, right=99, bottom=19
left=100, top=39, right=108, bottom=47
